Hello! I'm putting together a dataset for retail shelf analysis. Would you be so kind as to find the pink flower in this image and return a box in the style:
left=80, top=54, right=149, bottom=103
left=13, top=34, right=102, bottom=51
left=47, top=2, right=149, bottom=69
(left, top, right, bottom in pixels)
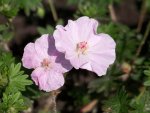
left=53, top=16, right=116, bottom=76
left=22, top=34, right=72, bottom=92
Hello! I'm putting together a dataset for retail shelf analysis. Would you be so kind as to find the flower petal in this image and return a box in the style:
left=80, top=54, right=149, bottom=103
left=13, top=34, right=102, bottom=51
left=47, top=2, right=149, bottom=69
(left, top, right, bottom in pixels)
left=22, top=43, right=41, bottom=69
left=55, top=52, right=73, bottom=73
left=47, top=71, right=64, bottom=92
left=65, top=50, right=89, bottom=69
left=34, top=34, right=50, bottom=59
left=53, top=24, right=76, bottom=52
left=87, top=33, right=116, bottom=76
left=31, top=67, right=64, bottom=92
left=76, top=16, right=99, bottom=41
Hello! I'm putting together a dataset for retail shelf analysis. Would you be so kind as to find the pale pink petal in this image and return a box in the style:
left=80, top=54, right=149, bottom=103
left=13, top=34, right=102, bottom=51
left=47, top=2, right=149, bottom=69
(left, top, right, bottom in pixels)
left=65, top=50, right=89, bottom=69
left=88, top=33, right=116, bottom=50
left=34, top=34, right=50, bottom=59
left=87, top=33, right=116, bottom=76
left=31, top=67, right=64, bottom=92
left=53, top=25, right=76, bottom=52
left=47, top=71, right=64, bottom=92
left=80, top=62, right=92, bottom=71
left=65, top=20, right=79, bottom=42
left=31, top=67, right=51, bottom=91
left=54, top=52, right=73, bottom=73
left=22, top=43, right=41, bottom=69
left=31, top=67, right=43, bottom=85
left=76, top=16, right=99, bottom=41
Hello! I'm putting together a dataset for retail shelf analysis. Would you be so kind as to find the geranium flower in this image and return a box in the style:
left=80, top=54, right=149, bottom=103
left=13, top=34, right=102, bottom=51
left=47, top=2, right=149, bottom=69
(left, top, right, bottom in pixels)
left=53, top=16, right=116, bottom=76
left=22, top=34, right=72, bottom=92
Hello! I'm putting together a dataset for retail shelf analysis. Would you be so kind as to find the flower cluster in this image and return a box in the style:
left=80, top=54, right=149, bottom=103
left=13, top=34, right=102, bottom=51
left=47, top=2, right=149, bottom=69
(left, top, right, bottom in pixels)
left=22, top=16, right=116, bottom=92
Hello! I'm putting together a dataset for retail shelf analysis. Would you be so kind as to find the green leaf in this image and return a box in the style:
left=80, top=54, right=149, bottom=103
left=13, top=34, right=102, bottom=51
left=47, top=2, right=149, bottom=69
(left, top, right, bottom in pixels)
left=144, top=80, right=150, bottom=86
left=0, top=25, right=8, bottom=32
left=103, top=88, right=129, bottom=113
left=0, top=92, right=28, bottom=113
left=144, top=70, right=150, bottom=86
left=0, top=0, right=19, bottom=17
left=37, top=25, right=54, bottom=35
left=6, top=63, right=32, bottom=93
left=146, top=0, right=150, bottom=12
left=130, top=90, right=150, bottom=113
left=19, top=0, right=41, bottom=15
left=144, top=70, right=150, bottom=76
left=0, top=53, right=14, bottom=89
left=0, top=0, right=42, bottom=17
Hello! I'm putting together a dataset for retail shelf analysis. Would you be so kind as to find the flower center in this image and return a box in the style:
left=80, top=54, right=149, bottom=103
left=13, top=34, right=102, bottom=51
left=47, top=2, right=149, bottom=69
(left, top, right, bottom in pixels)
left=76, top=41, right=88, bottom=55
left=41, top=58, right=51, bottom=69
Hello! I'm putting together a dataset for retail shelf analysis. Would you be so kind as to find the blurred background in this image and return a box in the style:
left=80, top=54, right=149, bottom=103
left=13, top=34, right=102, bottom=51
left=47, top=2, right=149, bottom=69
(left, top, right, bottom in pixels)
left=0, top=0, right=150, bottom=113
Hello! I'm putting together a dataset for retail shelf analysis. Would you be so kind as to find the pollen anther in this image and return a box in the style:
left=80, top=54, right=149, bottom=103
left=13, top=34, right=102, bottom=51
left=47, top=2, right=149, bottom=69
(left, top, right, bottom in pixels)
left=76, top=41, right=88, bottom=55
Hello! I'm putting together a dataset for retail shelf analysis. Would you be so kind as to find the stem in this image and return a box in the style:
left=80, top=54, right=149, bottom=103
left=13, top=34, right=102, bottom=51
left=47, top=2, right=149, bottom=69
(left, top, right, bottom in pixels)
left=135, top=21, right=150, bottom=57
left=128, top=21, right=150, bottom=76
left=108, top=4, right=117, bottom=22
left=48, top=0, right=58, bottom=22
left=136, top=0, right=147, bottom=32
left=43, top=90, right=60, bottom=113
left=51, top=91, right=57, bottom=113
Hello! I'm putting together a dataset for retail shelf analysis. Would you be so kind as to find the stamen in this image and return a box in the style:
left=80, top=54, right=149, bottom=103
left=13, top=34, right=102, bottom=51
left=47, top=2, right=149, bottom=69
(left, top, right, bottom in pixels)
left=41, top=58, right=51, bottom=68
left=76, top=41, right=88, bottom=55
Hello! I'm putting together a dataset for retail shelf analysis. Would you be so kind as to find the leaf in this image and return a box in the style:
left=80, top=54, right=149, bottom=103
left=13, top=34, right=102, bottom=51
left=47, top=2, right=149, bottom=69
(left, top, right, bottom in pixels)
left=0, top=25, right=8, bottom=32
left=144, top=69, right=150, bottom=86
left=0, top=92, right=28, bottom=113
left=19, top=0, right=41, bottom=15
left=6, top=63, right=32, bottom=93
left=144, top=70, right=150, bottom=76
left=37, top=25, right=54, bottom=35
left=88, top=76, right=114, bottom=94
left=146, top=0, right=150, bottom=12
left=103, top=88, right=129, bottom=113
left=0, top=0, right=42, bottom=17
left=130, top=90, right=150, bottom=113
left=144, top=81, right=150, bottom=86
left=0, top=0, right=19, bottom=17
left=0, top=53, right=14, bottom=89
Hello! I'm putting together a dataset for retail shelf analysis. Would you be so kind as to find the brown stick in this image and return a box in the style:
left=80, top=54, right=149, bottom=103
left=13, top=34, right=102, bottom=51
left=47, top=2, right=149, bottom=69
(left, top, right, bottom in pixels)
left=43, top=90, right=60, bottom=113
left=51, top=91, right=57, bottom=113
left=108, top=4, right=118, bottom=22
left=136, top=0, right=147, bottom=32
left=136, top=21, right=150, bottom=57
left=48, top=0, right=58, bottom=22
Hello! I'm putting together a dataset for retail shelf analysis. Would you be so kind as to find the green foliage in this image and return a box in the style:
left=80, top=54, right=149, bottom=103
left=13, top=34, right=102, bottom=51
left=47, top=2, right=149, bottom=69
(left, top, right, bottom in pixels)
left=146, top=0, right=150, bottom=12
left=18, top=0, right=42, bottom=16
left=0, top=0, right=19, bottom=18
left=0, top=0, right=41, bottom=18
left=37, top=19, right=64, bottom=35
left=88, top=75, right=115, bottom=95
left=0, top=24, right=13, bottom=42
left=0, top=53, right=32, bottom=112
left=130, top=90, right=150, bottom=113
left=38, top=25, right=54, bottom=35
left=103, top=88, right=129, bottom=113
left=0, top=92, right=27, bottom=113
left=144, top=70, right=150, bottom=86
left=68, top=87, right=90, bottom=106
left=5, top=63, right=32, bottom=93
left=67, top=0, right=80, bottom=5
left=75, top=0, right=121, bottom=18
left=0, top=53, right=14, bottom=89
